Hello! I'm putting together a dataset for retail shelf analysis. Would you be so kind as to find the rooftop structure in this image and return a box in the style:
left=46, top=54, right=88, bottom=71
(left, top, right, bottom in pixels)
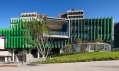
left=58, top=9, right=84, bottom=19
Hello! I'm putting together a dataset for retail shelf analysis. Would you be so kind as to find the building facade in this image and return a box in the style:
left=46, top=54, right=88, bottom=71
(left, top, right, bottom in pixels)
left=69, top=18, right=114, bottom=44
left=0, top=12, right=69, bottom=62
left=58, top=9, right=84, bottom=19
left=0, top=11, right=114, bottom=62
left=114, top=23, right=119, bottom=48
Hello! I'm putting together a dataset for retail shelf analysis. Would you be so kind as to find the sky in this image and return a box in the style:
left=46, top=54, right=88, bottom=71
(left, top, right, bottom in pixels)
left=0, top=0, right=119, bottom=28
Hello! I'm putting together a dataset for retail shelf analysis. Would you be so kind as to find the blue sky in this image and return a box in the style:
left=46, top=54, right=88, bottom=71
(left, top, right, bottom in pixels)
left=0, top=0, right=119, bottom=28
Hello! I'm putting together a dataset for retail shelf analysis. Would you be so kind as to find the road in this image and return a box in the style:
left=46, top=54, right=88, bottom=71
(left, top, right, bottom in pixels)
left=1, top=60, right=119, bottom=71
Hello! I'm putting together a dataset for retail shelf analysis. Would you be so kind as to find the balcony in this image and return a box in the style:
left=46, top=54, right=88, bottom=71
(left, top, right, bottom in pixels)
left=44, top=31, right=69, bottom=38
left=51, top=31, right=68, bottom=36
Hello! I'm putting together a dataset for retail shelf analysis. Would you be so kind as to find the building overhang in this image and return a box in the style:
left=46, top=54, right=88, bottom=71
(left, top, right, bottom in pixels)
left=44, top=35, right=69, bottom=39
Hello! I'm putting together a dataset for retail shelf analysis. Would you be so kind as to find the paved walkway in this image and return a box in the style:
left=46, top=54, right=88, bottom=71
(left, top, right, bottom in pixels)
left=1, top=60, right=119, bottom=71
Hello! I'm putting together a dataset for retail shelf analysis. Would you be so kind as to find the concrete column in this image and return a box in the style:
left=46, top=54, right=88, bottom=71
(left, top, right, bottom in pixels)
left=5, top=57, right=7, bottom=62
left=15, top=56, right=19, bottom=62
left=60, top=48, right=64, bottom=54
left=88, top=43, right=90, bottom=52
left=104, top=44, right=105, bottom=51
left=12, top=49, right=15, bottom=62
left=109, top=45, right=111, bottom=51
left=37, top=49, right=40, bottom=58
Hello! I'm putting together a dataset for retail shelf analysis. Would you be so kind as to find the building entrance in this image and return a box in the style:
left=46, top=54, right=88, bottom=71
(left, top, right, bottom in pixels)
left=31, top=49, right=37, bottom=58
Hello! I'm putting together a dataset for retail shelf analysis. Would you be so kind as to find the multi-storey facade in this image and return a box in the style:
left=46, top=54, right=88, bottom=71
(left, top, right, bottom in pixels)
left=114, top=23, right=119, bottom=48
left=58, top=9, right=84, bottom=19
left=0, top=12, right=69, bottom=62
left=0, top=11, right=114, bottom=62
left=69, top=18, right=114, bottom=44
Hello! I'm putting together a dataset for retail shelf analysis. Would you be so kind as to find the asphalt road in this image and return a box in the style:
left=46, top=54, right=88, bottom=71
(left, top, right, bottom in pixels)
left=1, top=60, right=119, bottom=71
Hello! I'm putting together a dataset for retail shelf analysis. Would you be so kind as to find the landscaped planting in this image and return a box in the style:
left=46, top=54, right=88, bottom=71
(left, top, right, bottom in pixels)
left=32, top=52, right=119, bottom=64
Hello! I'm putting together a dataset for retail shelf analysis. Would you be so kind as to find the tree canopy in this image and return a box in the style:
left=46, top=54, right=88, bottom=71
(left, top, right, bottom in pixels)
left=74, top=38, right=82, bottom=44
left=23, top=16, right=53, bottom=59
left=95, top=38, right=103, bottom=43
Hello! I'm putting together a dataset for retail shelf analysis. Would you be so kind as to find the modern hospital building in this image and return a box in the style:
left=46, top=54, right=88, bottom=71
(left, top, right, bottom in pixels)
left=0, top=9, right=114, bottom=62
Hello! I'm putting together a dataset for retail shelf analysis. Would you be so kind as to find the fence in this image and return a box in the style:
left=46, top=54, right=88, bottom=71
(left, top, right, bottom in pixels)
left=71, top=43, right=111, bottom=52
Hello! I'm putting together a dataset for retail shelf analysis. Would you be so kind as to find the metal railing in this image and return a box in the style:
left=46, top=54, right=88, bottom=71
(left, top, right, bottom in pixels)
left=71, top=43, right=111, bottom=52
left=51, top=31, right=68, bottom=36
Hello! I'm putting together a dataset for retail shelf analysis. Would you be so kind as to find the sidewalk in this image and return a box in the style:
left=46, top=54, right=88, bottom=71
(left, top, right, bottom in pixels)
left=0, top=60, right=119, bottom=71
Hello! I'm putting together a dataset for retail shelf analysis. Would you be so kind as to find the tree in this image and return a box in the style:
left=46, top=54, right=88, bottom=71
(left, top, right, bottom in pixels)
left=65, top=43, right=72, bottom=52
left=74, top=38, right=86, bottom=52
left=74, top=38, right=82, bottom=44
left=23, top=16, right=53, bottom=59
left=94, top=38, right=103, bottom=52
left=94, top=38, right=103, bottom=43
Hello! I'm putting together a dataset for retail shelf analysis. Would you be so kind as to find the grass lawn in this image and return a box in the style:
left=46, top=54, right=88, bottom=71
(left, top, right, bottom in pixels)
left=32, top=52, right=119, bottom=64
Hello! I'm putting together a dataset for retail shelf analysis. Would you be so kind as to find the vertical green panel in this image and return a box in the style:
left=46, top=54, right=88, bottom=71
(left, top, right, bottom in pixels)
left=107, top=18, right=109, bottom=40
left=74, top=19, right=76, bottom=39
left=20, top=37, right=23, bottom=48
left=5, top=30, right=7, bottom=48
left=91, top=19, right=92, bottom=40
left=83, top=19, right=85, bottom=40
left=82, top=19, right=85, bottom=40
left=13, top=26, right=15, bottom=36
left=19, top=37, right=21, bottom=48
left=106, top=18, right=108, bottom=40
left=23, top=37, right=24, bottom=48
left=70, top=20, right=72, bottom=43
left=78, top=19, right=79, bottom=38
left=94, top=18, right=95, bottom=40
left=110, top=18, right=113, bottom=40
left=14, top=37, right=16, bottom=48
left=72, top=20, right=74, bottom=43
left=16, top=36, right=18, bottom=48
left=89, top=19, right=91, bottom=40
left=8, top=30, right=10, bottom=48
left=13, top=37, right=15, bottom=48
left=97, top=18, right=99, bottom=38
left=15, top=36, right=17, bottom=48
left=17, top=24, right=18, bottom=35
left=79, top=19, right=81, bottom=39
left=21, top=37, right=23, bottom=48
left=18, top=37, right=19, bottom=48
left=110, top=18, right=112, bottom=40
left=104, top=18, right=106, bottom=40
left=100, top=18, right=102, bottom=39
left=81, top=19, right=82, bottom=39
left=87, top=19, right=89, bottom=40
left=76, top=20, right=78, bottom=38
left=15, top=24, right=17, bottom=35
left=11, top=37, right=13, bottom=48
left=20, top=22, right=21, bottom=35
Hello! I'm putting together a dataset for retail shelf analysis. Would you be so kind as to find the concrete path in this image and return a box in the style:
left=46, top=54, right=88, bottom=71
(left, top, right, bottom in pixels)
left=1, top=60, right=119, bottom=71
